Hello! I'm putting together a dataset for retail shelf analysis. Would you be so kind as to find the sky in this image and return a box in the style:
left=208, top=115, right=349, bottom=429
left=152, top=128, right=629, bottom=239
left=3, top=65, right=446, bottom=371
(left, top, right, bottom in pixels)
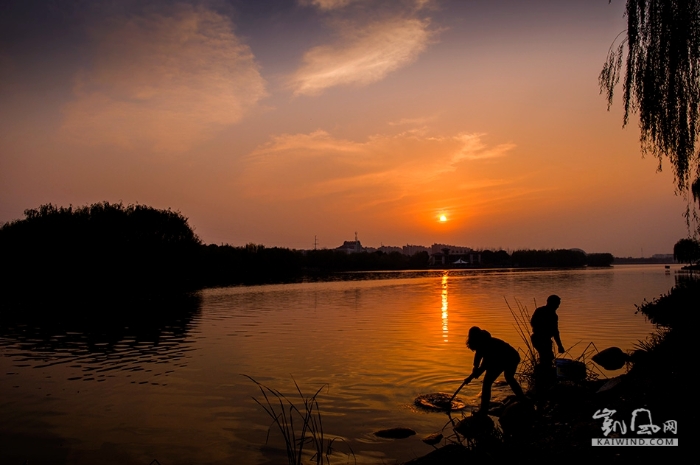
left=0, top=0, right=693, bottom=256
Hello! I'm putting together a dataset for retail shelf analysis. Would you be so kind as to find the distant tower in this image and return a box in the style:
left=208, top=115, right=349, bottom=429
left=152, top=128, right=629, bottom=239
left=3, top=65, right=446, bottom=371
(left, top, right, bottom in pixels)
left=314, top=235, right=318, bottom=250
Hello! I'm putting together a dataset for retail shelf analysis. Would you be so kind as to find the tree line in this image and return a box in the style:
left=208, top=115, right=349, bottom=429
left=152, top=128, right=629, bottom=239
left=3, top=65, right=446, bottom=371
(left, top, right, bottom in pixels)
left=0, top=203, right=616, bottom=304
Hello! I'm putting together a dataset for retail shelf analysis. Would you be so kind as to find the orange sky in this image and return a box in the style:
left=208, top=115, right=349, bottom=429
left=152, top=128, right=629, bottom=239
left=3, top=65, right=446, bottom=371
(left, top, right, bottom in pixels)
left=0, top=0, right=692, bottom=256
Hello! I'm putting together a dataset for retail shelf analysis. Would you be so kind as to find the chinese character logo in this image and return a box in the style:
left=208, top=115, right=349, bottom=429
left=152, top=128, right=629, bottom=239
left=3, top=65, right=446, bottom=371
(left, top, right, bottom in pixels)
left=593, top=408, right=676, bottom=437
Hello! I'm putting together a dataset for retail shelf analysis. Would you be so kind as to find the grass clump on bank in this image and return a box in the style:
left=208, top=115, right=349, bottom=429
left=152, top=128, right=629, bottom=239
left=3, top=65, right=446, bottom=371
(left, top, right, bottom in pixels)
left=244, top=375, right=354, bottom=465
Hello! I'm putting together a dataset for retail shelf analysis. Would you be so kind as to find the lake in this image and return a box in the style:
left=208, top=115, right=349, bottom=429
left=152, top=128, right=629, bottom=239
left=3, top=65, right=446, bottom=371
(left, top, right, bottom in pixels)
left=0, top=265, right=682, bottom=464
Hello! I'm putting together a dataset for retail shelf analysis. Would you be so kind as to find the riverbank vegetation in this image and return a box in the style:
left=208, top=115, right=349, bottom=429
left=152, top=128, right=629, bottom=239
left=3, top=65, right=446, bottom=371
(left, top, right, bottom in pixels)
left=0, top=203, right=202, bottom=303
left=0, top=202, right=617, bottom=307
left=243, top=375, right=355, bottom=465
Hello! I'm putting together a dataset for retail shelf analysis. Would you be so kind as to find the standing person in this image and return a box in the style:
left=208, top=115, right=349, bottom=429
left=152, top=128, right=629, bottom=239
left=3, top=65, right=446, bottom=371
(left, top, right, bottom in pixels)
left=464, top=326, right=525, bottom=415
left=530, top=294, right=565, bottom=366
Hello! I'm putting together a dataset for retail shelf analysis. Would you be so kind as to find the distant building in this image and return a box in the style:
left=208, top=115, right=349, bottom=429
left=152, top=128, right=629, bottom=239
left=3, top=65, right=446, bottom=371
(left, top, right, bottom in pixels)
left=429, top=243, right=481, bottom=266
left=377, top=245, right=403, bottom=254
left=403, top=244, right=430, bottom=256
left=332, top=239, right=483, bottom=264
left=430, top=243, right=473, bottom=255
left=336, top=240, right=364, bottom=254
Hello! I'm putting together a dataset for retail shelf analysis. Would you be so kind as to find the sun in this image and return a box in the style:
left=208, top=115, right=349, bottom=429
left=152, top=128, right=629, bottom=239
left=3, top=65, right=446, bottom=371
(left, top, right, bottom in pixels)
left=439, top=214, right=447, bottom=222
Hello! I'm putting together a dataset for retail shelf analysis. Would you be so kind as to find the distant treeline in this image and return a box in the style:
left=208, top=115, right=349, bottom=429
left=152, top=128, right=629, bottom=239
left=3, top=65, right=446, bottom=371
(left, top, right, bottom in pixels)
left=509, top=249, right=613, bottom=268
left=0, top=203, right=613, bottom=304
left=444, top=249, right=613, bottom=268
left=200, top=244, right=431, bottom=287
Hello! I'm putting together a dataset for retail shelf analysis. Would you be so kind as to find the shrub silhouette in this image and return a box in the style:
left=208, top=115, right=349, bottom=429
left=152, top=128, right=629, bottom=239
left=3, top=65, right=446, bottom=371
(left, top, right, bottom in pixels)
left=0, top=202, right=201, bottom=301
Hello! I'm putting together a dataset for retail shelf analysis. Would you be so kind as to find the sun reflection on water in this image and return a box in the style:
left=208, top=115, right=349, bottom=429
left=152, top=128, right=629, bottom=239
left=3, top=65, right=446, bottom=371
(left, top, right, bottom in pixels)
left=441, top=272, right=448, bottom=342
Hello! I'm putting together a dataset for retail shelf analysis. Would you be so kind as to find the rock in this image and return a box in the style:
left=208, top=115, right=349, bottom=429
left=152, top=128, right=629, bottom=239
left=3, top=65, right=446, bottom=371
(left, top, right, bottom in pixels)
left=485, top=400, right=506, bottom=416
left=421, top=432, right=443, bottom=445
left=499, top=400, right=536, bottom=437
left=596, top=375, right=625, bottom=394
left=592, top=347, right=629, bottom=370
left=374, top=427, right=417, bottom=439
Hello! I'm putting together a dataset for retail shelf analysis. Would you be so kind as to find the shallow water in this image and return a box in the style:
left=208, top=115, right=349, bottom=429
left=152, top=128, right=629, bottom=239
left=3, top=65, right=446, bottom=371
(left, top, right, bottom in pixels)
left=0, top=265, right=681, bottom=464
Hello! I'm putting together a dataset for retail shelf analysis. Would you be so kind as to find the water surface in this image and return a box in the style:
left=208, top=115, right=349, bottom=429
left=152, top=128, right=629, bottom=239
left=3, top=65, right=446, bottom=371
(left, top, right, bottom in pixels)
left=0, top=265, right=680, bottom=464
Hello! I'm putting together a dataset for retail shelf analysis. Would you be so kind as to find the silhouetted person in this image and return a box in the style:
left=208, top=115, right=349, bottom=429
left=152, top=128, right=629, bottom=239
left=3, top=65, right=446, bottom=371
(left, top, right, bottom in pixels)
left=530, top=294, right=565, bottom=366
left=464, top=326, right=525, bottom=415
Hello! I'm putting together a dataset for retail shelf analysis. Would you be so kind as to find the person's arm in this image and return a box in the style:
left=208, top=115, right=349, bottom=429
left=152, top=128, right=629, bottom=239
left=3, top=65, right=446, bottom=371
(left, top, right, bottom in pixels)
left=469, top=350, right=486, bottom=379
left=554, top=329, right=565, bottom=353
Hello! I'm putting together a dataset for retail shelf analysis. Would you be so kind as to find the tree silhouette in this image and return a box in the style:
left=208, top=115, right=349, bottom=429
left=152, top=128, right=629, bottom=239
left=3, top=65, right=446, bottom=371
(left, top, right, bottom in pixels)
left=600, top=0, right=700, bottom=229
left=673, top=237, right=700, bottom=265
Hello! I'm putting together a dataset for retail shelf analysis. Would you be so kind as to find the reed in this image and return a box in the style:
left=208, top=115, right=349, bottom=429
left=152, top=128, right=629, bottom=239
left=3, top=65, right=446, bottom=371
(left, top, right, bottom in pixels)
left=634, top=328, right=667, bottom=353
left=505, top=298, right=538, bottom=389
left=243, top=375, right=352, bottom=465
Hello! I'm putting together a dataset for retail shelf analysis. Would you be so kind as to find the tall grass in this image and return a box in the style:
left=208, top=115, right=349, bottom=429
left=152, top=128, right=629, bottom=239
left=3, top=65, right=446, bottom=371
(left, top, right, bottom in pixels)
left=505, top=298, right=538, bottom=389
left=505, top=298, right=599, bottom=387
left=243, top=375, right=353, bottom=465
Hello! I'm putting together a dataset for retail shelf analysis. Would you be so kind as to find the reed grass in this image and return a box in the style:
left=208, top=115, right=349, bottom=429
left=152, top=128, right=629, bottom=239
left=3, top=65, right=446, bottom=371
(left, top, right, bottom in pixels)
left=243, top=375, right=353, bottom=465
left=505, top=298, right=538, bottom=389
left=506, top=298, right=600, bottom=387
left=634, top=328, right=668, bottom=352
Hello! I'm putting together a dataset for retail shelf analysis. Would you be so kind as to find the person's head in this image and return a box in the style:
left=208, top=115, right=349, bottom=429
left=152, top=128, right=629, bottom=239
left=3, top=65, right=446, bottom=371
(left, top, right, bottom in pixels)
left=466, top=326, right=491, bottom=351
left=546, top=294, right=561, bottom=309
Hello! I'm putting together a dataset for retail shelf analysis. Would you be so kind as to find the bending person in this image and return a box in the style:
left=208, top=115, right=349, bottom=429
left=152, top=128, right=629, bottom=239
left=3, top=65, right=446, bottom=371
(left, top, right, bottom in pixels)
left=530, top=294, right=565, bottom=366
left=464, top=326, right=525, bottom=415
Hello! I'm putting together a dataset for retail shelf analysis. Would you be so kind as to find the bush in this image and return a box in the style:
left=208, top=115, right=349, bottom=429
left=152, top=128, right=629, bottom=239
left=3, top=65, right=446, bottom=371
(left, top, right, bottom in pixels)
left=0, top=202, right=201, bottom=301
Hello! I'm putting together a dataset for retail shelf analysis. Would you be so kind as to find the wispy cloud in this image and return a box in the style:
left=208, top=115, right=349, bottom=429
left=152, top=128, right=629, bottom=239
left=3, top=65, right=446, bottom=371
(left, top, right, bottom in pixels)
left=299, top=0, right=359, bottom=10
left=299, top=0, right=434, bottom=12
left=240, top=130, right=518, bottom=217
left=387, top=115, right=436, bottom=127
left=451, top=134, right=515, bottom=161
left=290, top=18, right=432, bottom=95
left=59, top=6, right=267, bottom=152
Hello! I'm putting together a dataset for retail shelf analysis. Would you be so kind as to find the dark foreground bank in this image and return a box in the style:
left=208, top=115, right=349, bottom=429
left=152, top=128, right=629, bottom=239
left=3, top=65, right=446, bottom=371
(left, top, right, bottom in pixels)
left=404, top=276, right=696, bottom=464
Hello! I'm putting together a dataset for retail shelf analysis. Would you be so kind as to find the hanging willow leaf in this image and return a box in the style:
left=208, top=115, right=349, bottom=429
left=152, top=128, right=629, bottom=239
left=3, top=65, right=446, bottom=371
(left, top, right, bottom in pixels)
left=600, top=0, right=700, bottom=204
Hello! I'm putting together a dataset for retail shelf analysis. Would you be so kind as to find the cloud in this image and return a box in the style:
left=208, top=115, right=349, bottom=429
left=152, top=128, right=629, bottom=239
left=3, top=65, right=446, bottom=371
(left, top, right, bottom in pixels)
left=290, top=18, right=432, bottom=95
left=240, top=130, right=519, bottom=218
left=388, top=116, right=436, bottom=127
left=452, top=134, right=514, bottom=161
left=299, top=0, right=434, bottom=12
left=299, top=0, right=358, bottom=10
left=59, top=6, right=267, bottom=152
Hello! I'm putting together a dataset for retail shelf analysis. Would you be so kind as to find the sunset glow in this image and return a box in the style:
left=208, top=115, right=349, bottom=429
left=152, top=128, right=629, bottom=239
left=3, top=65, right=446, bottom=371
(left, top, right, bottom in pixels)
left=0, top=0, right=687, bottom=256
